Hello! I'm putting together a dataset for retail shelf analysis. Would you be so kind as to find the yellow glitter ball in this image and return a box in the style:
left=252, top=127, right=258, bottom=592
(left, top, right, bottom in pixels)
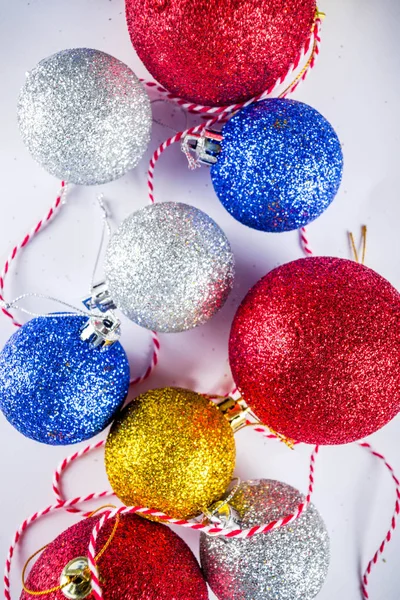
left=105, top=387, right=236, bottom=519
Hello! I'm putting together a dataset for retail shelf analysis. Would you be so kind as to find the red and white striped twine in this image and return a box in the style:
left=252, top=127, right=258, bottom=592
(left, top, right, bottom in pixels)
left=86, top=444, right=318, bottom=600
left=3, top=427, right=317, bottom=598
left=299, top=226, right=313, bottom=256
left=129, top=330, right=160, bottom=386
left=48, top=427, right=318, bottom=599
left=5, top=436, right=400, bottom=598
left=4, top=12, right=396, bottom=600
left=246, top=420, right=298, bottom=443
left=147, top=116, right=221, bottom=204
left=0, top=182, right=68, bottom=328
left=49, top=438, right=400, bottom=599
left=359, top=442, right=400, bottom=599
left=52, top=440, right=111, bottom=515
left=3, top=492, right=115, bottom=600
left=146, top=15, right=322, bottom=205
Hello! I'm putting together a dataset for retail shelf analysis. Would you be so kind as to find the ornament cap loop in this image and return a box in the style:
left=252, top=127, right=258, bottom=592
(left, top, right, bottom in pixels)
left=60, top=556, right=92, bottom=599
left=182, top=129, right=223, bottom=166
left=80, top=311, right=121, bottom=347
left=205, top=501, right=241, bottom=531
left=203, top=478, right=242, bottom=531
left=82, top=281, right=117, bottom=314
left=215, top=396, right=250, bottom=433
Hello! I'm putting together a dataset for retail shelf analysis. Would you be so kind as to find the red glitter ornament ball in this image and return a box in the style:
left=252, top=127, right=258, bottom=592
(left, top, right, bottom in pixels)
left=126, top=0, right=316, bottom=106
left=229, top=257, right=400, bottom=445
left=21, top=514, right=208, bottom=599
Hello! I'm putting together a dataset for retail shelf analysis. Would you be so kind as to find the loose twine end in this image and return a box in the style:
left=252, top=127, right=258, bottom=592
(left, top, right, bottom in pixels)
left=349, top=225, right=367, bottom=265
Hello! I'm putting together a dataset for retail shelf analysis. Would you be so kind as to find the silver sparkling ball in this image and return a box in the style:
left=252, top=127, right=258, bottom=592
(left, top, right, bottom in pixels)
left=17, top=48, right=151, bottom=185
left=104, top=202, right=235, bottom=332
left=200, top=479, right=330, bottom=600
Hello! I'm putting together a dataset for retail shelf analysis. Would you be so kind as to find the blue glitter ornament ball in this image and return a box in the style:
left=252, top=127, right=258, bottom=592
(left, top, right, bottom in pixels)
left=210, top=99, right=343, bottom=232
left=0, top=315, right=130, bottom=445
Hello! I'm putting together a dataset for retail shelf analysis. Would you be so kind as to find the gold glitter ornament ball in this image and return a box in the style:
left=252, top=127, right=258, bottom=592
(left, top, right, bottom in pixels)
left=105, top=387, right=236, bottom=519
left=18, top=48, right=151, bottom=185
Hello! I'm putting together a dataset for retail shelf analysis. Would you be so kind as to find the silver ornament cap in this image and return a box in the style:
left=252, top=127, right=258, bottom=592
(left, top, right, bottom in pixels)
left=182, top=129, right=223, bottom=166
left=104, top=202, right=235, bottom=332
left=80, top=312, right=121, bottom=348
left=18, top=48, right=152, bottom=185
left=200, top=479, right=330, bottom=600
left=82, top=281, right=117, bottom=314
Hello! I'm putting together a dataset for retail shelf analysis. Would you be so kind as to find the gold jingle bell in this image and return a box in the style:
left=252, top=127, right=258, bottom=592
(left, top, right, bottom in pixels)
left=60, top=556, right=92, bottom=599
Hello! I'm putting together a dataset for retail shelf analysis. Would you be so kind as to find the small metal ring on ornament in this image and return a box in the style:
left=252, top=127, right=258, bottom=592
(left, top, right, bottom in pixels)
left=207, top=394, right=296, bottom=447
left=202, top=477, right=242, bottom=522
left=21, top=506, right=119, bottom=597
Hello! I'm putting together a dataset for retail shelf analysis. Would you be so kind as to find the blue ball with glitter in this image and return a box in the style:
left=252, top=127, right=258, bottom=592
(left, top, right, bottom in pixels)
left=210, top=99, right=343, bottom=232
left=0, top=315, right=130, bottom=445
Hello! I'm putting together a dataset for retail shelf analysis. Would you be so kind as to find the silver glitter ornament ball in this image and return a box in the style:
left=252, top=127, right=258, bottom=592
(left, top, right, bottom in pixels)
left=17, top=48, right=151, bottom=185
left=104, top=202, right=235, bottom=332
left=200, top=480, right=330, bottom=600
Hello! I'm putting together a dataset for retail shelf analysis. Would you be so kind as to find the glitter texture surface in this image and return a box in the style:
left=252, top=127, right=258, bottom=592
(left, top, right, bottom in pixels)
left=105, top=202, right=235, bottom=333
left=126, top=0, right=316, bottom=106
left=229, top=257, right=400, bottom=445
left=0, top=315, right=130, bottom=445
left=21, top=514, right=209, bottom=599
left=211, top=99, right=343, bottom=232
left=18, top=48, right=151, bottom=185
left=200, top=479, right=330, bottom=600
left=105, top=387, right=236, bottom=518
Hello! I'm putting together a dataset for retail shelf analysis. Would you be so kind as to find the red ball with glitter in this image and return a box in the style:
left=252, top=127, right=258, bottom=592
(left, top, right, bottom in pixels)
left=20, top=514, right=208, bottom=599
left=229, top=257, right=400, bottom=445
left=126, top=0, right=316, bottom=106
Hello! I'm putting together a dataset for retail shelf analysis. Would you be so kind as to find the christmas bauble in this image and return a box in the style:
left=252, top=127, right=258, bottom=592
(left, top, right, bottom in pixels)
left=126, top=0, right=316, bottom=106
left=0, top=315, right=130, bottom=445
left=211, top=99, right=343, bottom=232
left=105, top=387, right=236, bottom=518
left=21, top=513, right=208, bottom=599
left=229, top=257, right=400, bottom=445
left=104, top=202, right=234, bottom=332
left=18, top=48, right=151, bottom=185
left=200, top=479, right=330, bottom=600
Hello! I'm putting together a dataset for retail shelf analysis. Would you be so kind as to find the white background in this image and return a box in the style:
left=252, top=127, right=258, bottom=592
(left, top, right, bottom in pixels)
left=1, top=0, right=400, bottom=598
